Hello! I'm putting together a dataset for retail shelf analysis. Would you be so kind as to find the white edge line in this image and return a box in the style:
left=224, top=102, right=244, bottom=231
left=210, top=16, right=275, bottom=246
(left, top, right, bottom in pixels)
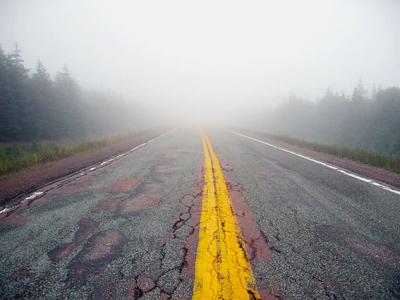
left=0, top=191, right=45, bottom=215
left=24, top=191, right=44, bottom=201
left=88, top=133, right=169, bottom=171
left=231, top=130, right=400, bottom=196
left=0, top=129, right=174, bottom=215
left=0, top=207, right=12, bottom=214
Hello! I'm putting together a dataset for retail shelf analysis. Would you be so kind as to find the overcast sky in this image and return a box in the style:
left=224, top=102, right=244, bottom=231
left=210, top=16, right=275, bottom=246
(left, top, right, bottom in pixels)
left=1, top=0, right=399, bottom=122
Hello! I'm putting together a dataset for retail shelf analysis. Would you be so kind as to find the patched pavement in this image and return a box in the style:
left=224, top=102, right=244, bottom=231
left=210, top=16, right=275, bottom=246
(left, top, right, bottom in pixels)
left=1, top=128, right=400, bottom=299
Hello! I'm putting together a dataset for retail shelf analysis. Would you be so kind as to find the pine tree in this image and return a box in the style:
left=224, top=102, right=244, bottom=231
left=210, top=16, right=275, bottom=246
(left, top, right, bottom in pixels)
left=30, top=61, right=53, bottom=139
left=352, top=80, right=367, bottom=103
left=0, top=46, right=9, bottom=140
left=54, top=65, right=83, bottom=137
left=1, top=44, right=29, bottom=140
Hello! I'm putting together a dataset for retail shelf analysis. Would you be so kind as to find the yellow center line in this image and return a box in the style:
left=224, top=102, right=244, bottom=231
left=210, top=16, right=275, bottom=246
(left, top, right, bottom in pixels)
left=193, top=130, right=260, bottom=300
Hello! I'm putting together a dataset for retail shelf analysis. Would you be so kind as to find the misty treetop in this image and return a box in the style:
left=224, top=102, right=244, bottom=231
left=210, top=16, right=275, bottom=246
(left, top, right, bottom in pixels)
left=0, top=44, right=146, bottom=142
left=261, top=83, right=400, bottom=156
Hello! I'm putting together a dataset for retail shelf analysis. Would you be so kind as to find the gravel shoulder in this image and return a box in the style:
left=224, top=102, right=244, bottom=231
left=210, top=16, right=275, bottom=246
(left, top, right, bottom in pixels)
left=0, top=128, right=168, bottom=206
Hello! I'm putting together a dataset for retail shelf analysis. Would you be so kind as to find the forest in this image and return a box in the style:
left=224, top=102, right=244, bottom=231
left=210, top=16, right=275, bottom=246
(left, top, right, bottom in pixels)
left=1, top=45, right=400, bottom=158
left=0, top=44, right=148, bottom=142
left=257, top=82, right=400, bottom=156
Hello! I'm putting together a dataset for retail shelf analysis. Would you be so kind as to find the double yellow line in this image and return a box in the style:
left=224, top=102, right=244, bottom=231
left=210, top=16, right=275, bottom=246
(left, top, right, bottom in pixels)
left=193, top=131, right=260, bottom=300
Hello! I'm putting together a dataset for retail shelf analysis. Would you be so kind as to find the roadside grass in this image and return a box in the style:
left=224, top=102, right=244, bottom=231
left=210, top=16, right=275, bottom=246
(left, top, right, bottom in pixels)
left=0, top=134, right=129, bottom=176
left=263, top=133, right=400, bottom=174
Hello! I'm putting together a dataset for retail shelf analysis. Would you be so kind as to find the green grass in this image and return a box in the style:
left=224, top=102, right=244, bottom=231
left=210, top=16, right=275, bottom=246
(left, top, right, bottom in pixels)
left=0, top=134, right=129, bottom=176
left=263, top=133, right=400, bottom=174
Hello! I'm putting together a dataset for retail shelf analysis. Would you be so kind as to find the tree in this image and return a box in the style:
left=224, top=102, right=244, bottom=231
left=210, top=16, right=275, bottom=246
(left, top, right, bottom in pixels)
left=0, top=44, right=147, bottom=142
left=30, top=61, right=53, bottom=139
left=0, top=46, right=9, bottom=140
left=0, top=44, right=29, bottom=140
left=352, top=80, right=367, bottom=103
left=54, top=65, right=83, bottom=137
left=32, top=61, right=50, bottom=82
left=368, top=87, right=400, bottom=154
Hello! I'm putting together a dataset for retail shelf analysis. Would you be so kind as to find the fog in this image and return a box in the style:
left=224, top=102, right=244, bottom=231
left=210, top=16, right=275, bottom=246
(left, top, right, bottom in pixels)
left=1, top=0, right=399, bottom=125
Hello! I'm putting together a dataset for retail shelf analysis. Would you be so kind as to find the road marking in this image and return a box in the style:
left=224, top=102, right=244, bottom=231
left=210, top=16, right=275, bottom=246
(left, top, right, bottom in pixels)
left=232, top=131, right=400, bottom=196
left=193, top=130, right=260, bottom=300
left=24, top=191, right=44, bottom=201
left=0, top=207, right=12, bottom=215
left=0, top=130, right=174, bottom=216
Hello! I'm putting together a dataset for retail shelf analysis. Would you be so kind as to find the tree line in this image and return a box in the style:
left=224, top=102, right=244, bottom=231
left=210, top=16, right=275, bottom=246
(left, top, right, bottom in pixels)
left=259, top=82, right=400, bottom=156
left=0, top=44, right=147, bottom=142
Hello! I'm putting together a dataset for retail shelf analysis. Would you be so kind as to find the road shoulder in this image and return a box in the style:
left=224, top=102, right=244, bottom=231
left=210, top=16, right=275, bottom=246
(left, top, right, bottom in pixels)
left=235, top=129, right=400, bottom=189
left=0, top=129, right=168, bottom=206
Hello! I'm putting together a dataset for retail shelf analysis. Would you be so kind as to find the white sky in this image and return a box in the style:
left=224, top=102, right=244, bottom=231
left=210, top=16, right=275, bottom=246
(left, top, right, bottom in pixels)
left=0, top=0, right=399, bottom=123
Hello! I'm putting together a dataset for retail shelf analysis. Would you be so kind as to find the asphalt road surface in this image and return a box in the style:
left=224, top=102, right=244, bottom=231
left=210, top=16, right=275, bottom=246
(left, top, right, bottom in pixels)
left=1, top=128, right=399, bottom=299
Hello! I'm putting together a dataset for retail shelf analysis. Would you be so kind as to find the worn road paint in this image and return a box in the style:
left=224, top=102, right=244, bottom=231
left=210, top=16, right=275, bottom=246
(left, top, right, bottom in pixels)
left=232, top=130, right=400, bottom=196
left=193, top=130, right=260, bottom=300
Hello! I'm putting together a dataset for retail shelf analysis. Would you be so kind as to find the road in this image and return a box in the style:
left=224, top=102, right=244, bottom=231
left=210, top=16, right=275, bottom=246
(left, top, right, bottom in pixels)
left=0, top=128, right=399, bottom=299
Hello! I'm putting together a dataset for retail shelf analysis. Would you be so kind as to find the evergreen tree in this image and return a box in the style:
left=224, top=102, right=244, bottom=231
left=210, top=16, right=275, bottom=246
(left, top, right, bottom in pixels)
left=0, top=44, right=145, bottom=142
left=1, top=44, right=29, bottom=140
left=0, top=46, right=9, bottom=140
left=352, top=80, right=367, bottom=103
left=30, top=61, right=53, bottom=139
left=54, top=65, right=83, bottom=137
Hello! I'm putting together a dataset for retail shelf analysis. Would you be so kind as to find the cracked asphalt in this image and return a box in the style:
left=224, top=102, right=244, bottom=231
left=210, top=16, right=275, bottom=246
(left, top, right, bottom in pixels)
left=1, top=128, right=400, bottom=299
